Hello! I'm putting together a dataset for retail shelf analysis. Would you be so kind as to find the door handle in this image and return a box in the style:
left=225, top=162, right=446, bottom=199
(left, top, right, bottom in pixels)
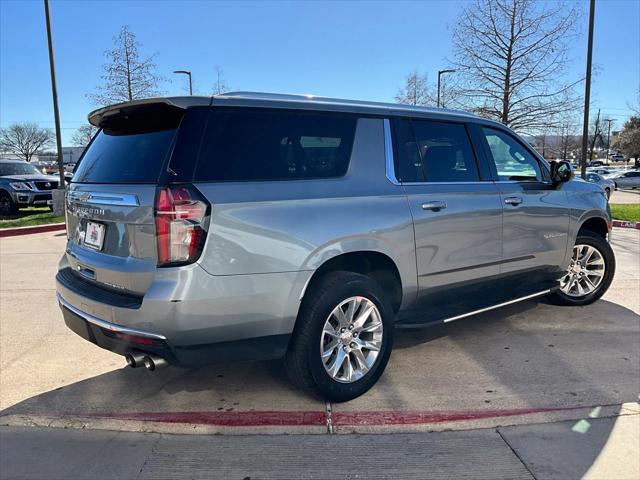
left=504, top=196, right=523, bottom=206
left=421, top=201, right=447, bottom=211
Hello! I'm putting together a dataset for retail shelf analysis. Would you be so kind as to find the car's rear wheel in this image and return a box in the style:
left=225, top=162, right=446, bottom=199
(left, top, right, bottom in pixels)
left=285, top=271, right=394, bottom=402
left=548, top=231, right=615, bottom=306
left=0, top=191, right=18, bottom=216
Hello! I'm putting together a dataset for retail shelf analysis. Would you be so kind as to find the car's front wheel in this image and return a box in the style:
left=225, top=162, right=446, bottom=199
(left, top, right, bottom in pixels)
left=0, top=191, right=18, bottom=216
left=285, top=271, right=394, bottom=402
left=548, top=231, right=615, bottom=306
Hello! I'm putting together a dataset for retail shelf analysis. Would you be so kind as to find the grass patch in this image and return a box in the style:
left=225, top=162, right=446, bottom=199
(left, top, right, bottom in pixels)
left=0, top=207, right=64, bottom=229
left=610, top=203, right=640, bottom=222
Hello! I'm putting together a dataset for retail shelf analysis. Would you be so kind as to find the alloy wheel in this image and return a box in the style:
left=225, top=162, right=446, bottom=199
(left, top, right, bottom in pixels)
left=559, top=244, right=606, bottom=297
left=320, top=296, right=383, bottom=383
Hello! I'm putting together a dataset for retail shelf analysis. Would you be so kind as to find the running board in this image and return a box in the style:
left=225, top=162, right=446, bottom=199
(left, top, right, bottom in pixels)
left=396, top=289, right=552, bottom=330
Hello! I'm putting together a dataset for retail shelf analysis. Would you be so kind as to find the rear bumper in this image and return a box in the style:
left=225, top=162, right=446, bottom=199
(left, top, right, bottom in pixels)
left=55, top=256, right=311, bottom=365
left=58, top=292, right=291, bottom=366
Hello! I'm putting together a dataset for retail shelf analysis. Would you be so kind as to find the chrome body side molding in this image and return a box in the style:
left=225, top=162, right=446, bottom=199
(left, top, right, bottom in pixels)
left=442, top=289, right=552, bottom=324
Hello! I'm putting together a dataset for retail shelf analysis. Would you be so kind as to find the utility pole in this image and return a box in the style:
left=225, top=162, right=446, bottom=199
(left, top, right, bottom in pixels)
left=580, top=0, right=596, bottom=179
left=173, top=70, right=192, bottom=95
left=437, top=69, right=456, bottom=108
left=44, top=0, right=65, bottom=215
left=604, top=118, right=614, bottom=165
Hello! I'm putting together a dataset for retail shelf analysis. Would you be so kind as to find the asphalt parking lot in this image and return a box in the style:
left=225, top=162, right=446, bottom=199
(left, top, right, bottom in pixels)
left=1, top=229, right=639, bottom=478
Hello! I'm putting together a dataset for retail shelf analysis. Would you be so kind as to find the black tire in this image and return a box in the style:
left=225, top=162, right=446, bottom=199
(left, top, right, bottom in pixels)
left=0, top=191, right=18, bottom=217
left=285, top=271, right=394, bottom=402
left=547, top=230, right=615, bottom=306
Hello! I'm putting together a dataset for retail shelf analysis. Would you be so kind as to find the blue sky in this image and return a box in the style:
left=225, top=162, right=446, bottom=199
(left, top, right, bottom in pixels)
left=1, top=0, right=638, bottom=145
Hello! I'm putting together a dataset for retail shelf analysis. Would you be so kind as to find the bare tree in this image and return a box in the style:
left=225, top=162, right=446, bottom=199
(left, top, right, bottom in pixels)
left=628, top=88, right=640, bottom=116
left=395, top=70, right=435, bottom=106
left=212, top=66, right=229, bottom=95
left=71, top=124, right=99, bottom=148
left=0, top=123, right=54, bottom=162
left=557, top=119, right=580, bottom=162
left=587, top=109, right=603, bottom=161
left=451, top=0, right=580, bottom=133
left=89, top=25, right=163, bottom=106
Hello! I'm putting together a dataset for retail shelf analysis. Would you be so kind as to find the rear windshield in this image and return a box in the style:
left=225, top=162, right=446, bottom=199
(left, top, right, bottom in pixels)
left=72, top=128, right=177, bottom=184
left=194, top=109, right=357, bottom=182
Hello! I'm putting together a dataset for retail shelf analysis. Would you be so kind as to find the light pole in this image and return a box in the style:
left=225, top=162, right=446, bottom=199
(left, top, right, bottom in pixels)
left=580, top=0, right=595, bottom=179
left=437, top=69, right=456, bottom=108
left=43, top=0, right=65, bottom=216
left=604, top=118, right=614, bottom=165
left=173, top=70, right=192, bottom=95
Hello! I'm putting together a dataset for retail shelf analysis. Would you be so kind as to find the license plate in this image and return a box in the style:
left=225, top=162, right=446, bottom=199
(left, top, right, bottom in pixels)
left=84, top=221, right=105, bottom=250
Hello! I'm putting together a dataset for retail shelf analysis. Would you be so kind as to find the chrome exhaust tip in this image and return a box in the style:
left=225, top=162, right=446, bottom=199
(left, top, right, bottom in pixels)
left=125, top=352, right=146, bottom=368
left=143, top=354, right=168, bottom=371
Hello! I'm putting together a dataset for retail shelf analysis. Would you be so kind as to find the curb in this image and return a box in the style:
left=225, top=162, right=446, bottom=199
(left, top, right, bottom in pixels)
left=0, top=223, right=65, bottom=238
left=1, top=403, right=635, bottom=436
left=612, top=220, right=640, bottom=230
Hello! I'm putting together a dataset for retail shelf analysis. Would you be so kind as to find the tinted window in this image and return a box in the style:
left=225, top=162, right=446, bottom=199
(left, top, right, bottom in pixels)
left=482, top=127, right=542, bottom=181
left=412, top=121, right=479, bottom=182
left=73, top=128, right=177, bottom=183
left=195, top=109, right=357, bottom=182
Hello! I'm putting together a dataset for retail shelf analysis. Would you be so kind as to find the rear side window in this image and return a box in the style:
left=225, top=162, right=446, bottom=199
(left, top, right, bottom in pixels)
left=394, top=119, right=479, bottom=182
left=412, top=121, right=479, bottom=182
left=195, top=109, right=357, bottom=182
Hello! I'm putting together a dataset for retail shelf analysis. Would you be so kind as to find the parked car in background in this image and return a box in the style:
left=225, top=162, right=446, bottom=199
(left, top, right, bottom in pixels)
left=0, top=159, right=60, bottom=215
left=56, top=93, right=616, bottom=401
left=609, top=153, right=627, bottom=162
left=586, top=167, right=615, bottom=176
left=585, top=172, right=615, bottom=199
left=609, top=170, right=640, bottom=189
left=586, top=160, right=605, bottom=167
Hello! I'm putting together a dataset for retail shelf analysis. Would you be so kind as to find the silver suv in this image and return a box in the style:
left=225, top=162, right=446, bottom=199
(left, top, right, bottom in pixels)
left=56, top=93, right=615, bottom=401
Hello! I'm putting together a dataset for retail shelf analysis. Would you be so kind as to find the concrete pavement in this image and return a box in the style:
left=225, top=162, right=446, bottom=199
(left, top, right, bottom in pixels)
left=610, top=188, right=639, bottom=204
left=1, top=414, right=638, bottom=479
left=1, top=229, right=638, bottom=434
left=0, top=229, right=638, bottom=478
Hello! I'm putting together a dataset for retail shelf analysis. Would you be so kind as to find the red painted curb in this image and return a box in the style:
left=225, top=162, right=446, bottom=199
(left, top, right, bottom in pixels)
left=330, top=405, right=591, bottom=426
left=84, top=404, right=609, bottom=428
left=612, top=220, right=640, bottom=230
left=87, top=410, right=327, bottom=427
left=0, top=223, right=65, bottom=238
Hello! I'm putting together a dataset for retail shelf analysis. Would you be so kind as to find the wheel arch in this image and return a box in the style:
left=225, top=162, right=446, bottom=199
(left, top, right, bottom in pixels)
left=299, top=250, right=405, bottom=315
left=578, top=215, right=610, bottom=239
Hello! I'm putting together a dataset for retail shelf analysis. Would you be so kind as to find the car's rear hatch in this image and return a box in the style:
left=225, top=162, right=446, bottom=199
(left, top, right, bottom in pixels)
left=64, top=100, right=198, bottom=297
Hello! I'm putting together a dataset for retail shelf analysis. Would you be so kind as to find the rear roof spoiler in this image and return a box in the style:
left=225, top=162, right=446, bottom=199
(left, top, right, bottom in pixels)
left=88, top=96, right=213, bottom=127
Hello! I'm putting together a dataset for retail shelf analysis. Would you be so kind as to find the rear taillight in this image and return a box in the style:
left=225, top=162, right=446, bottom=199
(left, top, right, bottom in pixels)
left=155, top=185, right=209, bottom=267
